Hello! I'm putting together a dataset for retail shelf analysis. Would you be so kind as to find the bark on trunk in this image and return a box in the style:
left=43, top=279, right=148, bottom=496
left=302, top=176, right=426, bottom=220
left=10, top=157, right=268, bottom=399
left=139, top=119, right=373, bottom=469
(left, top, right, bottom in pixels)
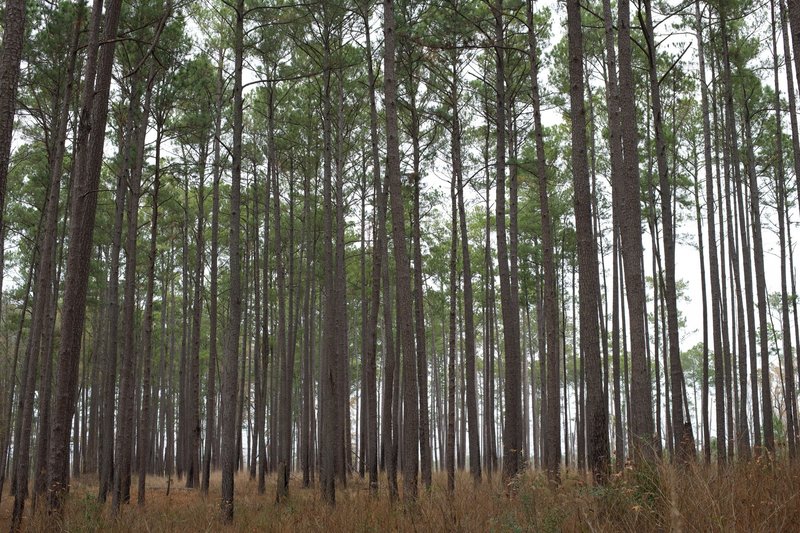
left=202, top=44, right=224, bottom=495
left=617, top=0, right=655, bottom=460
left=383, top=0, right=419, bottom=501
left=449, top=56, right=480, bottom=483
left=138, top=92, right=161, bottom=504
left=0, top=0, right=26, bottom=311
left=361, top=2, right=382, bottom=493
left=640, top=0, right=694, bottom=462
left=47, top=0, right=124, bottom=511
left=566, top=0, right=610, bottom=482
left=447, top=173, right=458, bottom=494
left=220, top=0, right=244, bottom=521
left=320, top=8, right=337, bottom=506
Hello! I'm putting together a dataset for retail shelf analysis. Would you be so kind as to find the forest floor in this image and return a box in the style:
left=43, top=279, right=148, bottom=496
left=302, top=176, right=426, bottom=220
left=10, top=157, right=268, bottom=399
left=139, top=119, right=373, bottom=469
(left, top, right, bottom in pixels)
left=1, top=460, right=799, bottom=532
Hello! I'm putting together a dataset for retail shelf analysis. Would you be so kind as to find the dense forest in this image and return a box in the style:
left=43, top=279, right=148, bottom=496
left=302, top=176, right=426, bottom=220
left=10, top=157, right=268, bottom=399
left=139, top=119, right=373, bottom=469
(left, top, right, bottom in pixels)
left=1, top=0, right=800, bottom=530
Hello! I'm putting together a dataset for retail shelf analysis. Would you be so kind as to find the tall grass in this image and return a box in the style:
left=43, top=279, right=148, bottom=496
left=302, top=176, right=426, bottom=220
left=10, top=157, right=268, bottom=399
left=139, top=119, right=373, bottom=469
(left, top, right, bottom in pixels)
left=2, top=460, right=798, bottom=531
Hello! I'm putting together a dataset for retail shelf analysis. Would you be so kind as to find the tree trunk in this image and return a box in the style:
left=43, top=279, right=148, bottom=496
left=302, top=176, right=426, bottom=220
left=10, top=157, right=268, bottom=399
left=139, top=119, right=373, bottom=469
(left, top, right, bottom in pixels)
left=409, top=89, right=432, bottom=494
left=186, top=138, right=206, bottom=489
left=640, top=0, right=693, bottom=462
left=741, top=91, right=774, bottom=456
left=113, top=73, right=153, bottom=514
left=526, top=0, right=559, bottom=481
left=566, top=0, right=609, bottom=482
left=259, top=139, right=272, bottom=491
left=9, top=7, right=79, bottom=523
left=616, top=0, right=655, bottom=460
left=383, top=0, right=419, bottom=501
left=602, top=0, right=626, bottom=471
left=381, top=224, right=398, bottom=500
left=447, top=171, right=458, bottom=494
left=275, top=91, right=292, bottom=501
left=300, top=152, right=315, bottom=488
left=178, top=157, right=189, bottom=481
left=99, top=61, right=130, bottom=508
left=484, top=121, right=498, bottom=474
left=788, top=0, right=800, bottom=101
left=139, top=92, right=162, bottom=504
left=220, top=0, right=244, bottom=521
left=690, top=28, right=714, bottom=456
left=449, top=55, right=480, bottom=484
left=780, top=0, right=800, bottom=228
left=47, top=0, right=124, bottom=511
left=361, top=2, right=382, bottom=494
left=773, top=0, right=796, bottom=457
left=202, top=44, right=224, bottom=495
left=320, top=8, right=337, bottom=506
left=359, top=162, right=368, bottom=482
left=492, top=0, right=523, bottom=484
left=0, top=0, right=26, bottom=317
left=334, top=68, right=349, bottom=487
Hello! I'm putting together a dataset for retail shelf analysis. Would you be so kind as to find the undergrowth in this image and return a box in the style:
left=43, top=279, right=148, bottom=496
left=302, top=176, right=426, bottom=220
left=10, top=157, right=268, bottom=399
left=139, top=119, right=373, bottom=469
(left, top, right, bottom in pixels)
left=1, top=460, right=798, bottom=532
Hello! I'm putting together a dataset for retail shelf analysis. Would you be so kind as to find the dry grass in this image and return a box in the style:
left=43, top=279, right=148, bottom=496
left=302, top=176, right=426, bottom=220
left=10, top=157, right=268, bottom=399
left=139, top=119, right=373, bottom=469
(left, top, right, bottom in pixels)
left=1, top=460, right=799, bottom=532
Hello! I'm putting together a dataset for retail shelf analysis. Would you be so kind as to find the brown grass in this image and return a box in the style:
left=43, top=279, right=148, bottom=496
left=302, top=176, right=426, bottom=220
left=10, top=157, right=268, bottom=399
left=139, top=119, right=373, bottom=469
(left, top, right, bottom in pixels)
left=1, top=461, right=799, bottom=532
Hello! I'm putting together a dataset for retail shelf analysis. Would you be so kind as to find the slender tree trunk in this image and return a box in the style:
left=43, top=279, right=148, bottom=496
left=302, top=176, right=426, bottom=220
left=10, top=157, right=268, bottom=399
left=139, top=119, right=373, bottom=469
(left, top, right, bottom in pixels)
left=202, top=44, right=224, bottom=495
left=178, top=158, right=189, bottom=481
left=99, top=51, right=130, bottom=509
left=361, top=3, right=382, bottom=494
left=718, top=1, right=766, bottom=456
left=186, top=138, right=207, bottom=489
left=320, top=8, right=337, bottom=506
left=719, top=110, right=739, bottom=461
left=492, top=0, right=523, bottom=484
left=788, top=0, right=800, bottom=100
left=359, top=162, right=368, bottom=481
left=458, top=290, right=466, bottom=471
left=334, top=69, right=349, bottom=486
left=381, top=225, right=398, bottom=500
left=690, top=80, right=711, bottom=461
left=484, top=133, right=498, bottom=475
left=114, top=73, right=154, bottom=514
left=701, top=35, right=729, bottom=462
left=773, top=0, right=796, bottom=457
left=640, top=0, right=693, bottom=462
left=447, top=172, right=458, bottom=495
left=779, top=0, right=800, bottom=232
left=9, top=8, right=80, bottom=523
left=449, top=56, right=480, bottom=483
left=275, top=95, right=292, bottom=501
left=603, top=0, right=626, bottom=471
left=47, top=0, right=124, bottom=511
left=139, top=98, right=162, bottom=504
left=167, top=260, right=177, bottom=484
left=742, top=97, right=774, bottom=456
left=300, top=155, right=315, bottom=488
left=259, top=136, right=272, bottom=491
left=0, top=0, right=26, bottom=314
left=617, top=0, right=655, bottom=460
left=412, top=173, right=432, bottom=490
left=2, top=247, right=34, bottom=503
left=220, top=0, right=244, bottom=521
left=383, top=0, right=419, bottom=501
left=408, top=88, right=432, bottom=492
left=526, top=0, right=558, bottom=482
left=566, top=0, right=609, bottom=482
left=780, top=0, right=800, bottom=450
left=785, top=189, right=800, bottom=452
left=10, top=209, right=48, bottom=525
